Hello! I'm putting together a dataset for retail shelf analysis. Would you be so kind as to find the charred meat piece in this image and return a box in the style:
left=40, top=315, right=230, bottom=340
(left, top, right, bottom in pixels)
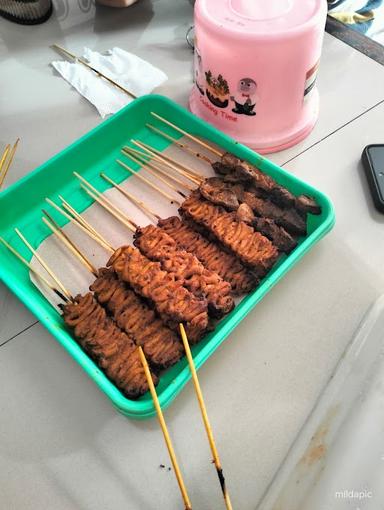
left=216, top=154, right=322, bottom=215
left=108, top=245, right=209, bottom=343
left=252, top=218, right=297, bottom=253
left=194, top=176, right=304, bottom=241
left=296, top=195, right=322, bottom=215
left=236, top=203, right=255, bottom=224
left=158, top=216, right=258, bottom=295
left=220, top=153, right=297, bottom=207
left=134, top=225, right=234, bottom=318
left=91, top=269, right=184, bottom=369
left=180, top=192, right=279, bottom=274
left=62, top=293, right=155, bottom=399
left=235, top=203, right=297, bottom=253
left=241, top=191, right=307, bottom=236
left=199, top=177, right=239, bottom=210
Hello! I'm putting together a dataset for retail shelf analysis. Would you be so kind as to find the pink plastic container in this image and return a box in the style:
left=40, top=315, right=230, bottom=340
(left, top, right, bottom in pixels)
left=190, top=0, right=327, bottom=154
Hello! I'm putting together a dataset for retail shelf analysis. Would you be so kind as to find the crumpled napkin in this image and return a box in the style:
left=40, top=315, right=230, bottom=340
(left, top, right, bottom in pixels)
left=52, top=47, right=168, bottom=117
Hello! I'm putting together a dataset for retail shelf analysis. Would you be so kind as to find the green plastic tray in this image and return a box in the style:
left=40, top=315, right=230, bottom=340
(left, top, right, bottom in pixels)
left=0, top=95, right=335, bottom=419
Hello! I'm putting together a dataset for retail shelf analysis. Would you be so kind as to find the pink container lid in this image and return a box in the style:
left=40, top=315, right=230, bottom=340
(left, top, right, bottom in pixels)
left=191, top=0, right=327, bottom=153
left=196, top=0, right=325, bottom=38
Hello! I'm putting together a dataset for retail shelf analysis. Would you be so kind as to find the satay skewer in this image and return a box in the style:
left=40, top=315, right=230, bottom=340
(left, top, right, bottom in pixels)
left=81, top=185, right=136, bottom=233
left=42, top=212, right=98, bottom=277
left=146, top=124, right=214, bottom=165
left=58, top=195, right=109, bottom=244
left=122, top=146, right=195, bottom=192
left=42, top=214, right=197, bottom=509
left=179, top=324, right=232, bottom=510
left=121, top=150, right=188, bottom=198
left=0, top=236, right=69, bottom=303
left=150, top=112, right=223, bottom=158
left=123, top=143, right=201, bottom=185
left=138, top=346, right=193, bottom=510
left=116, top=158, right=182, bottom=205
left=52, top=44, right=137, bottom=99
left=100, top=173, right=160, bottom=222
left=15, top=228, right=73, bottom=301
left=0, top=139, right=19, bottom=189
left=0, top=145, right=10, bottom=177
left=46, top=198, right=114, bottom=252
left=131, top=140, right=203, bottom=184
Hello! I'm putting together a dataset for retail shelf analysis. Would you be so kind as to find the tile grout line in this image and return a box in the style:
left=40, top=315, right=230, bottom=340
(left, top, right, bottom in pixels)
left=0, top=320, right=39, bottom=349
left=281, top=98, right=384, bottom=167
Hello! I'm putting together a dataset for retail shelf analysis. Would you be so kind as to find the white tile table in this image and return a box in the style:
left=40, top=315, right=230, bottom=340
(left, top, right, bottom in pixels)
left=1, top=2, right=384, bottom=509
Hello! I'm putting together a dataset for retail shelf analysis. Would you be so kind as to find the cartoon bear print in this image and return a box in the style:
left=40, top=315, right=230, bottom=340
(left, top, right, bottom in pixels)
left=230, top=78, right=257, bottom=116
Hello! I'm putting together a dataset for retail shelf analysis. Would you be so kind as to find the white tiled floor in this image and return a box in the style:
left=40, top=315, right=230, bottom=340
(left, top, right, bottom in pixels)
left=1, top=2, right=384, bottom=509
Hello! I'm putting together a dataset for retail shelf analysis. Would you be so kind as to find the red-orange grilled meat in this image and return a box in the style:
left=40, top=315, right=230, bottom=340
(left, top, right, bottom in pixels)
left=91, top=268, right=184, bottom=369
left=179, top=192, right=279, bottom=274
left=158, top=216, right=258, bottom=295
left=62, top=293, right=156, bottom=399
left=108, top=246, right=209, bottom=343
left=134, top=225, right=234, bottom=318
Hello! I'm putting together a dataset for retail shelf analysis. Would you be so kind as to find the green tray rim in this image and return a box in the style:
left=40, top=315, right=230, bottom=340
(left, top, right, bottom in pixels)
left=0, top=94, right=335, bottom=419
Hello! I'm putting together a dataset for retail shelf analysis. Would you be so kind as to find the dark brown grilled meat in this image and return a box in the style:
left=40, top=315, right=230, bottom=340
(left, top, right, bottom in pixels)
left=205, top=174, right=306, bottom=236
left=62, top=293, right=155, bottom=399
left=91, top=268, right=184, bottom=369
left=133, top=225, right=234, bottom=318
left=180, top=192, right=279, bottom=274
left=235, top=204, right=297, bottom=253
left=158, top=216, right=258, bottom=295
left=213, top=155, right=321, bottom=215
left=295, top=195, right=322, bottom=215
left=108, top=245, right=209, bottom=343
left=199, top=177, right=239, bottom=210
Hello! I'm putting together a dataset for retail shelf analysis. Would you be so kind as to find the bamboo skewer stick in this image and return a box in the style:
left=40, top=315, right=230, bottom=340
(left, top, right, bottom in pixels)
left=0, top=145, right=10, bottom=175
left=131, top=150, right=202, bottom=190
left=122, top=149, right=188, bottom=198
left=80, top=185, right=135, bottom=233
left=132, top=140, right=203, bottom=184
left=42, top=215, right=98, bottom=279
left=46, top=198, right=114, bottom=253
left=123, top=149, right=188, bottom=197
left=138, top=346, right=192, bottom=510
left=0, top=139, right=19, bottom=189
left=116, top=159, right=181, bottom=206
left=42, top=212, right=98, bottom=277
left=51, top=198, right=116, bottom=254
left=52, top=44, right=137, bottom=99
left=179, top=324, right=233, bottom=510
left=100, top=173, right=160, bottom=222
left=58, top=195, right=108, bottom=245
left=73, top=172, right=136, bottom=230
left=146, top=124, right=214, bottom=165
left=14, top=228, right=73, bottom=302
left=151, top=112, right=223, bottom=158
left=122, top=146, right=195, bottom=192
left=0, top=236, right=69, bottom=302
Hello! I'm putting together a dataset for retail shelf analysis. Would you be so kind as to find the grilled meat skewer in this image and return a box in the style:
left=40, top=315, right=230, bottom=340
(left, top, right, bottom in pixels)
left=108, top=245, right=209, bottom=343
left=158, top=216, right=258, bottom=295
left=134, top=225, right=234, bottom=318
left=62, top=292, right=156, bottom=399
left=200, top=177, right=299, bottom=251
left=180, top=192, right=279, bottom=274
left=213, top=154, right=321, bottom=215
left=91, top=268, right=184, bottom=370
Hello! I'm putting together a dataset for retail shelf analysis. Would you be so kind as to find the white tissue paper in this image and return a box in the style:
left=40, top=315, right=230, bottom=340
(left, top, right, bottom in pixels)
left=51, top=47, right=168, bottom=118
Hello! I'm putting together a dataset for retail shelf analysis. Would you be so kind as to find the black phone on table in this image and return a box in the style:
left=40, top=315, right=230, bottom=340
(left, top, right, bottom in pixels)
left=362, top=144, right=384, bottom=214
